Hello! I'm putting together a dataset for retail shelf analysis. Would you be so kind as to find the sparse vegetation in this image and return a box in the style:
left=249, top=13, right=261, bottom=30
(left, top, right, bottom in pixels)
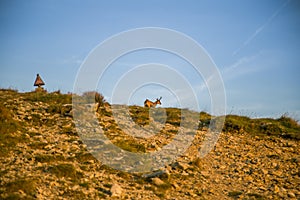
left=228, top=190, right=243, bottom=198
left=129, top=106, right=150, bottom=126
left=246, top=193, right=264, bottom=200
left=0, top=88, right=299, bottom=199
left=23, top=90, right=72, bottom=104
left=114, top=139, right=146, bottom=153
left=35, top=154, right=66, bottom=163
left=166, top=107, right=181, bottom=126
left=0, top=103, right=21, bottom=134
left=81, top=91, right=106, bottom=106
left=46, top=163, right=83, bottom=181
left=223, top=114, right=300, bottom=139
left=3, top=178, right=37, bottom=198
left=0, top=102, right=25, bottom=157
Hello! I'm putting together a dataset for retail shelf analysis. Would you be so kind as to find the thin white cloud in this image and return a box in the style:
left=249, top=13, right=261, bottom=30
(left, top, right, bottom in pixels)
left=224, top=54, right=258, bottom=75
left=233, top=0, right=290, bottom=56
left=194, top=74, right=214, bottom=92
left=221, top=51, right=272, bottom=81
left=62, top=55, right=84, bottom=65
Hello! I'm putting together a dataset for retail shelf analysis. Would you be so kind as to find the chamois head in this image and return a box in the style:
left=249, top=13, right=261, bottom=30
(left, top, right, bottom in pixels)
left=155, top=97, right=162, bottom=105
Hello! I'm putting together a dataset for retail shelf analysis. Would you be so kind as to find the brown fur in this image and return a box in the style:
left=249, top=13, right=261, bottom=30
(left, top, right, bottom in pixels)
left=144, top=97, right=162, bottom=108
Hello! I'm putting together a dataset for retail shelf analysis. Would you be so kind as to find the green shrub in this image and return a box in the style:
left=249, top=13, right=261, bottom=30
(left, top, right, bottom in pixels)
left=46, top=164, right=83, bottom=181
left=222, top=114, right=300, bottom=139
left=114, top=139, right=146, bottom=153
left=4, top=178, right=37, bottom=197
left=81, top=91, right=106, bottom=105
left=23, top=91, right=72, bottom=104
left=0, top=104, right=20, bottom=134
left=166, top=108, right=181, bottom=126
left=0, top=104, right=25, bottom=157
left=228, top=191, right=243, bottom=198
left=47, top=104, right=62, bottom=114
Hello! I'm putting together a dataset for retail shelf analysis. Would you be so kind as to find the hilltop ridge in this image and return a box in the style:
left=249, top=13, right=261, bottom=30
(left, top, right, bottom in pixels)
left=0, top=89, right=299, bottom=199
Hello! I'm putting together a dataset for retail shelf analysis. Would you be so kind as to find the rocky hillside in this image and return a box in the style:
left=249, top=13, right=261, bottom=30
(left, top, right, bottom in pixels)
left=0, top=89, right=299, bottom=199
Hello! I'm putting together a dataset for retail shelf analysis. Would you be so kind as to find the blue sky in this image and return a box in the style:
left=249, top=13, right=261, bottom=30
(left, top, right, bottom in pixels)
left=0, top=0, right=299, bottom=119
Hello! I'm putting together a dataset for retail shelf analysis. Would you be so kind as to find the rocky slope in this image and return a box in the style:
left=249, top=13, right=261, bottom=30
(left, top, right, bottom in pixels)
left=0, top=89, right=299, bottom=199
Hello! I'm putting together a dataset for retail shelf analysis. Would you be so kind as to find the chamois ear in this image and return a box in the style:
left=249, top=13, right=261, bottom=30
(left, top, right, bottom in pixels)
left=159, top=97, right=162, bottom=100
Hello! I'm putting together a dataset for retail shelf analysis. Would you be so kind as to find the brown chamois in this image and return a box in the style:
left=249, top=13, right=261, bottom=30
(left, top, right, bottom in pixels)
left=144, top=97, right=162, bottom=108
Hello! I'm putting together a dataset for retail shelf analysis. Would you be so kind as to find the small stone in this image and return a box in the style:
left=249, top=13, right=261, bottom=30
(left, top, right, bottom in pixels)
left=274, top=185, right=280, bottom=193
left=259, top=186, right=267, bottom=191
left=87, top=160, right=94, bottom=164
left=110, top=183, right=122, bottom=197
left=44, top=144, right=54, bottom=150
left=143, top=170, right=168, bottom=179
left=201, top=171, right=210, bottom=178
left=275, top=149, right=282, bottom=154
left=178, top=161, right=189, bottom=171
left=182, top=171, right=189, bottom=176
left=172, top=182, right=180, bottom=189
left=261, top=169, right=268, bottom=175
left=72, top=185, right=80, bottom=191
left=288, top=192, right=296, bottom=198
left=152, top=177, right=165, bottom=186
left=272, top=162, right=278, bottom=167
left=272, top=170, right=283, bottom=177
left=219, top=165, right=226, bottom=170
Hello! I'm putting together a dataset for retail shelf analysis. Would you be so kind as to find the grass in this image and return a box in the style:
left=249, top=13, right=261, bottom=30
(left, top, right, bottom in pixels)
left=75, top=152, right=97, bottom=164
left=45, top=163, right=83, bottom=181
left=1, top=88, right=299, bottom=199
left=165, top=108, right=181, bottom=126
left=35, top=154, right=66, bottom=163
left=23, top=90, right=72, bottom=104
left=223, top=114, right=300, bottom=139
left=99, top=103, right=299, bottom=156
left=3, top=178, right=37, bottom=199
left=152, top=181, right=172, bottom=198
left=129, top=106, right=182, bottom=127
left=85, top=93, right=300, bottom=141
left=246, top=193, right=264, bottom=200
left=129, top=106, right=150, bottom=126
left=22, top=91, right=72, bottom=116
left=228, top=191, right=243, bottom=198
left=0, top=104, right=21, bottom=134
left=0, top=104, right=26, bottom=157
left=28, top=142, right=48, bottom=150
left=114, top=139, right=147, bottom=153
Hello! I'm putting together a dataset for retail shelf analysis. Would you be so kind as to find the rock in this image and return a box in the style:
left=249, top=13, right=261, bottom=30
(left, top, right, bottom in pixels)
left=201, top=171, right=210, bottom=178
left=288, top=192, right=296, bottom=198
left=72, top=185, right=80, bottom=191
left=274, top=185, right=280, bottom=193
left=142, top=170, right=168, bottom=179
left=261, top=169, right=268, bottom=175
left=1, top=90, right=300, bottom=200
left=272, top=170, right=283, bottom=177
left=110, top=183, right=122, bottom=197
left=152, top=177, right=165, bottom=186
left=172, top=182, right=180, bottom=189
left=61, top=104, right=73, bottom=116
left=194, top=158, right=202, bottom=168
left=177, top=161, right=190, bottom=171
left=259, top=186, right=267, bottom=191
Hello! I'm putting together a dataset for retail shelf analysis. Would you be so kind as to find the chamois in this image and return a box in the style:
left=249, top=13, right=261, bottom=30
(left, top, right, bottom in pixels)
left=144, top=97, right=162, bottom=108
